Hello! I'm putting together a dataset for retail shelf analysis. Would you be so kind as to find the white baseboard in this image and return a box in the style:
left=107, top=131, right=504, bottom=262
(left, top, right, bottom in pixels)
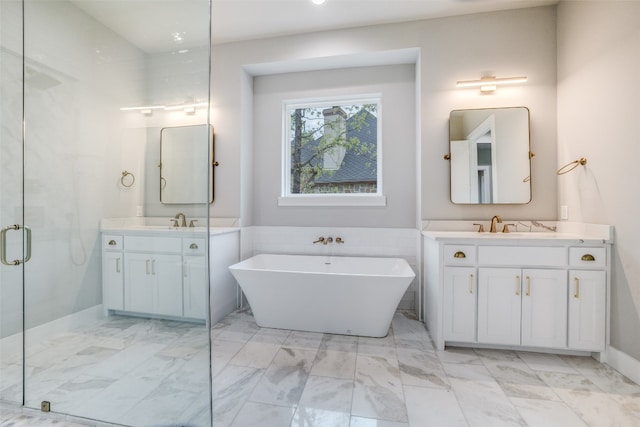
left=606, top=345, right=640, bottom=385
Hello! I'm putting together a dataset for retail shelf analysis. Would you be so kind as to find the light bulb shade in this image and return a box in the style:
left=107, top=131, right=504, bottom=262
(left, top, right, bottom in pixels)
left=119, top=105, right=165, bottom=111
left=456, top=76, right=527, bottom=89
left=164, top=102, right=208, bottom=111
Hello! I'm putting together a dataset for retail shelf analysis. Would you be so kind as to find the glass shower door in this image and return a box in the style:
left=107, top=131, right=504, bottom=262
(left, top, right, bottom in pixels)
left=10, top=0, right=214, bottom=425
left=0, top=0, right=26, bottom=408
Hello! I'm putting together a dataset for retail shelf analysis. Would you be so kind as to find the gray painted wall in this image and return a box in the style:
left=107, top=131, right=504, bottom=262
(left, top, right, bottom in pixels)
left=252, top=64, right=416, bottom=228
left=557, top=1, right=640, bottom=361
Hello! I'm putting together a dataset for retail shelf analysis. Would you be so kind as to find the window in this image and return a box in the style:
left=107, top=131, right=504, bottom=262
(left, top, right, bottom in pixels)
left=280, top=96, right=384, bottom=206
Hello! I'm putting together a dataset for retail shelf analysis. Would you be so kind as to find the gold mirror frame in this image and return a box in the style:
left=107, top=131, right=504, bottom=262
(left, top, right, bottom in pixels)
left=160, top=124, right=215, bottom=204
left=447, top=107, right=532, bottom=204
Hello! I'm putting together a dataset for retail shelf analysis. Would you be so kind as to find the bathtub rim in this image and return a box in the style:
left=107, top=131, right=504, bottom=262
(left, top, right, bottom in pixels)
left=229, top=253, right=416, bottom=279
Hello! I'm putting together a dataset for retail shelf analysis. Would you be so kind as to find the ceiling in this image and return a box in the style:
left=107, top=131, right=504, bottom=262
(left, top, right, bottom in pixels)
left=73, top=0, right=557, bottom=53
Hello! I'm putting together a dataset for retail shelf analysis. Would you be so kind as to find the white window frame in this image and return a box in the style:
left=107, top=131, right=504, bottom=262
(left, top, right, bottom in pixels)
left=278, top=95, right=385, bottom=207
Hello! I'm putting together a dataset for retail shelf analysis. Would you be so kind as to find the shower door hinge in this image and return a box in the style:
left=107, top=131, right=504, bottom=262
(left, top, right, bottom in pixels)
left=41, top=401, right=51, bottom=412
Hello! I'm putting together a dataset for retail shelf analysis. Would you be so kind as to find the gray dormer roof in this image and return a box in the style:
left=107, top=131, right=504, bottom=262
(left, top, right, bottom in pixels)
left=301, top=110, right=377, bottom=184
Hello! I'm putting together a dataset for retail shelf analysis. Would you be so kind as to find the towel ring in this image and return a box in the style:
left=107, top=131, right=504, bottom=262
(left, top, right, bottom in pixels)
left=557, top=157, right=587, bottom=175
left=121, top=170, right=135, bottom=187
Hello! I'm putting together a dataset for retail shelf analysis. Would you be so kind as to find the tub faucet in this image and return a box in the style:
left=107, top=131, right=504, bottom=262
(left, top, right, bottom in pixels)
left=490, top=215, right=502, bottom=233
left=313, top=237, right=325, bottom=244
left=174, top=212, right=187, bottom=227
left=325, top=237, right=333, bottom=245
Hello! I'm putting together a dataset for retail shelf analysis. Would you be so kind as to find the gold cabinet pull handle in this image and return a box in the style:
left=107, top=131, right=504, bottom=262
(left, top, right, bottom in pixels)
left=189, top=243, right=198, bottom=249
left=581, top=254, right=595, bottom=262
left=108, top=239, right=117, bottom=246
left=116, top=257, right=121, bottom=273
left=516, top=275, right=521, bottom=295
left=574, top=277, right=580, bottom=298
left=469, top=273, right=474, bottom=294
left=526, top=276, right=531, bottom=296
left=454, top=251, right=466, bottom=258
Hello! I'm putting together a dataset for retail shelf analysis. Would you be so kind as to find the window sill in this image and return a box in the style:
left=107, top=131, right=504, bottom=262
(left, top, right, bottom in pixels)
left=278, top=195, right=387, bottom=207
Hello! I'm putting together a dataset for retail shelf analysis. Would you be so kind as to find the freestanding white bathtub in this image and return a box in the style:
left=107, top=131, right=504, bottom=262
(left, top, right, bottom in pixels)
left=228, top=254, right=415, bottom=337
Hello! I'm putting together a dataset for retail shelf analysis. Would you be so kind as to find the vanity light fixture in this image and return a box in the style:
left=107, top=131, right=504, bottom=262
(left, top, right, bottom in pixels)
left=311, top=0, right=326, bottom=4
left=119, top=105, right=165, bottom=115
left=456, top=76, right=528, bottom=93
left=164, top=102, right=208, bottom=112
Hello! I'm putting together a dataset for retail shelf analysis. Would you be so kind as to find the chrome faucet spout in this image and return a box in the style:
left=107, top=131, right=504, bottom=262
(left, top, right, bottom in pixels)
left=490, top=215, right=503, bottom=233
left=174, top=213, right=187, bottom=227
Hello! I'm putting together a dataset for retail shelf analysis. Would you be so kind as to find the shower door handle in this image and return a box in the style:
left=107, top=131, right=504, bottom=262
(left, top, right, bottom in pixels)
left=1, top=224, right=32, bottom=266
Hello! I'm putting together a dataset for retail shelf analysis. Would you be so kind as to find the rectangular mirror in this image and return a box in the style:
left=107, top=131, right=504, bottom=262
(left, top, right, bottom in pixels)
left=449, top=107, right=531, bottom=204
left=160, top=124, right=214, bottom=204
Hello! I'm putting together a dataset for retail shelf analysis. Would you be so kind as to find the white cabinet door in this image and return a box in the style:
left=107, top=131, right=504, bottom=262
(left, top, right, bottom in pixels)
left=102, top=252, right=124, bottom=311
left=478, top=268, right=522, bottom=345
left=443, top=267, right=477, bottom=342
left=521, top=269, right=567, bottom=348
left=183, top=256, right=207, bottom=320
left=125, top=253, right=182, bottom=317
left=568, top=270, right=606, bottom=351
left=154, top=254, right=183, bottom=317
left=125, top=253, right=155, bottom=314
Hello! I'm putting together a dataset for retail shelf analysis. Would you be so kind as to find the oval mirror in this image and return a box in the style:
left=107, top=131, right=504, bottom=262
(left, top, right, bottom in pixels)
left=448, top=107, right=531, bottom=204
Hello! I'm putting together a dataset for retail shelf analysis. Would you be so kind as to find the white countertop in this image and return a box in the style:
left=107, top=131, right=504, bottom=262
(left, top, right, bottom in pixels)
left=421, top=221, right=613, bottom=244
left=100, top=217, right=240, bottom=236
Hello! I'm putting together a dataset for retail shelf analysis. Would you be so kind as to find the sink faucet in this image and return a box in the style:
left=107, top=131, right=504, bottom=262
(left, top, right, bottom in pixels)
left=490, top=215, right=502, bottom=233
left=174, top=213, right=187, bottom=227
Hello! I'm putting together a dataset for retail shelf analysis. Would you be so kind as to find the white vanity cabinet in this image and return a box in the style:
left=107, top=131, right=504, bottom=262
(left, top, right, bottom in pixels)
left=423, top=226, right=611, bottom=357
left=477, top=267, right=567, bottom=348
left=568, top=248, right=607, bottom=351
left=100, top=219, right=241, bottom=325
left=443, top=266, right=477, bottom=342
left=123, top=236, right=184, bottom=317
left=102, top=235, right=124, bottom=313
left=442, top=245, right=477, bottom=342
left=182, top=237, right=207, bottom=319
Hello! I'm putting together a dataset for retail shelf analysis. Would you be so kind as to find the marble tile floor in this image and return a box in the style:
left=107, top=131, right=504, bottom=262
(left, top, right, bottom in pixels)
left=2, top=308, right=640, bottom=426
left=1, top=315, right=211, bottom=426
